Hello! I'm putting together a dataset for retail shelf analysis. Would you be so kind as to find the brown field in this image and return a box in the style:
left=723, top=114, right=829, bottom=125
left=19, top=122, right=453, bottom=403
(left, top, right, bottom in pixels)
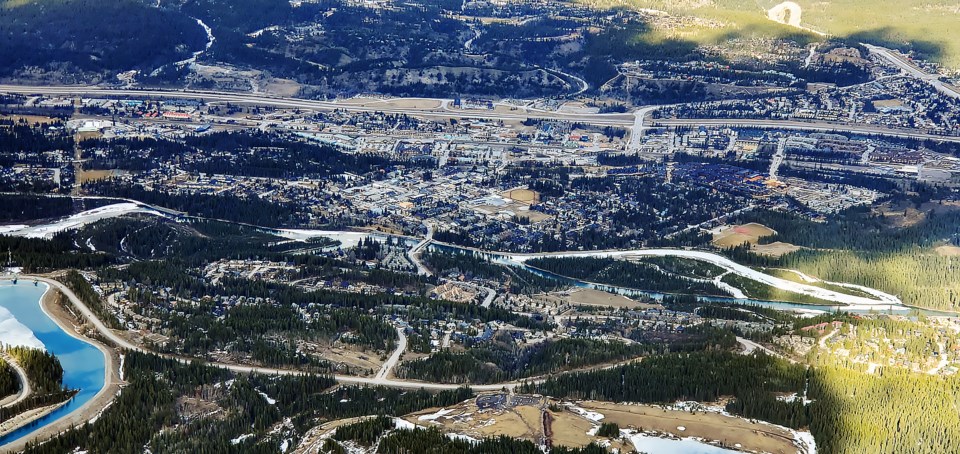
left=711, top=222, right=776, bottom=248
left=0, top=115, right=61, bottom=125
left=299, top=343, right=383, bottom=377
left=77, top=169, right=117, bottom=184
left=74, top=130, right=103, bottom=141
left=561, top=288, right=661, bottom=309
left=403, top=396, right=803, bottom=453
left=578, top=401, right=800, bottom=454
left=877, top=200, right=960, bottom=228
left=752, top=241, right=802, bottom=258
left=337, top=97, right=443, bottom=110
left=936, top=245, right=960, bottom=256
left=504, top=188, right=540, bottom=203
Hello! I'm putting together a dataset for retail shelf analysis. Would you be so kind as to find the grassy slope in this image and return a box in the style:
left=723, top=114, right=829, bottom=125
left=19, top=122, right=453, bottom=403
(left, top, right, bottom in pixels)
left=579, top=0, right=959, bottom=68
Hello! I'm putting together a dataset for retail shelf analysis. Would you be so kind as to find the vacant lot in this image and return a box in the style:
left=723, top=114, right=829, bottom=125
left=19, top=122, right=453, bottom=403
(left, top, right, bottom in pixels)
left=578, top=400, right=799, bottom=454
left=936, top=245, right=960, bottom=256
left=563, top=288, right=660, bottom=309
left=404, top=396, right=803, bottom=453
left=77, top=169, right=118, bottom=184
left=712, top=222, right=776, bottom=248
left=753, top=241, right=801, bottom=257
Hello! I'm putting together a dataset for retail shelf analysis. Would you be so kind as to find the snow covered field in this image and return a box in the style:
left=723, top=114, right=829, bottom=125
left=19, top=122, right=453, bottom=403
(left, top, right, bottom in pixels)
left=0, top=203, right=159, bottom=239
left=274, top=229, right=371, bottom=249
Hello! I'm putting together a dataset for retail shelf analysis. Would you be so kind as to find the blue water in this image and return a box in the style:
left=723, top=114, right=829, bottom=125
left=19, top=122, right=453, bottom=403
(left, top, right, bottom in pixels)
left=0, top=283, right=107, bottom=447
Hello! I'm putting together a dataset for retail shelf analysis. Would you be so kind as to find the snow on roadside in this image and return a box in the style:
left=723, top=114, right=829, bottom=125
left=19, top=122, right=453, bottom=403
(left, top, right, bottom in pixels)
left=0, top=224, right=28, bottom=234
left=394, top=417, right=418, bottom=430
left=446, top=433, right=479, bottom=443
left=794, top=429, right=817, bottom=454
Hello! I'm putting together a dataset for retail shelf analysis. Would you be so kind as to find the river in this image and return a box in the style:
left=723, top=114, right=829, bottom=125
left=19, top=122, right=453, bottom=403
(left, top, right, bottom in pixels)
left=428, top=243, right=948, bottom=316
left=0, top=283, right=107, bottom=447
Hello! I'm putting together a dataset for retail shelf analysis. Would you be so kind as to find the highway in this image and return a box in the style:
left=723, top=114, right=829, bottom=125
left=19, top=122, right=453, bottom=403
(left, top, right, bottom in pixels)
left=2, top=84, right=958, bottom=143
left=0, top=85, right=633, bottom=127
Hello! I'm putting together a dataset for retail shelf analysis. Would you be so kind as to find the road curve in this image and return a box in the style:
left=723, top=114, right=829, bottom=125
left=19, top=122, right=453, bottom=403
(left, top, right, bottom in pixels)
left=0, top=353, right=31, bottom=409
left=27, top=275, right=518, bottom=391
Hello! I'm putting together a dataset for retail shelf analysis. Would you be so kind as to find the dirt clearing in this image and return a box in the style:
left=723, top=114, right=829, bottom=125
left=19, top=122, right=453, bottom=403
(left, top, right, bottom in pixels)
left=579, top=401, right=800, bottom=454
left=712, top=223, right=776, bottom=248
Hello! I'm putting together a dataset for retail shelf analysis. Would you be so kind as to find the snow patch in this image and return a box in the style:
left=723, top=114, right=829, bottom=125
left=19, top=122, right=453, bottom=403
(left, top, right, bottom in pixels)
left=258, top=390, right=277, bottom=405
left=418, top=408, right=454, bottom=421
left=564, top=403, right=604, bottom=422
left=230, top=434, right=255, bottom=445
left=4, top=203, right=160, bottom=239
left=0, top=305, right=45, bottom=350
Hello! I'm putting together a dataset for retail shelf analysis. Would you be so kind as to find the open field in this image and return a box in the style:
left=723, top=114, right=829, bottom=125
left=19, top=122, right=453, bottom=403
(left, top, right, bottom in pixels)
left=578, top=0, right=960, bottom=68
left=0, top=115, right=63, bottom=124
left=403, top=395, right=802, bottom=453
left=76, top=169, right=118, bottom=184
left=712, top=222, right=776, bottom=248
left=503, top=188, right=540, bottom=203
left=935, top=245, right=960, bottom=256
left=753, top=241, right=802, bottom=257
left=561, top=288, right=661, bottom=309
left=579, top=400, right=800, bottom=454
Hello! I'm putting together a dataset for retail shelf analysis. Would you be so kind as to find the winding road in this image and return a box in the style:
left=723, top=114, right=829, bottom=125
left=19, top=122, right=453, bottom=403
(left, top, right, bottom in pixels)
left=30, top=275, right=517, bottom=391
left=0, top=353, right=30, bottom=409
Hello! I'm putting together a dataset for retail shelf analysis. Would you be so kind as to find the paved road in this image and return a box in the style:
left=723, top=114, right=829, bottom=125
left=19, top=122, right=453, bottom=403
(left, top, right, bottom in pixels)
left=0, top=85, right=633, bottom=127
left=737, top=337, right=794, bottom=363
left=0, top=353, right=31, bottom=409
left=480, top=286, right=496, bottom=308
left=652, top=118, right=960, bottom=143
left=407, top=223, right=434, bottom=276
left=3, top=84, right=956, bottom=142
left=375, top=327, right=407, bottom=381
left=863, top=44, right=960, bottom=100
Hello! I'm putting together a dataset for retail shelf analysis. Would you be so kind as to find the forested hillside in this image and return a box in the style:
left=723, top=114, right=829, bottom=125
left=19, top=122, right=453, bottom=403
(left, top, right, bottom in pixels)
left=21, top=352, right=474, bottom=453
left=397, top=337, right=651, bottom=384
left=728, top=207, right=960, bottom=311
left=0, top=0, right=207, bottom=80
left=0, top=347, right=75, bottom=423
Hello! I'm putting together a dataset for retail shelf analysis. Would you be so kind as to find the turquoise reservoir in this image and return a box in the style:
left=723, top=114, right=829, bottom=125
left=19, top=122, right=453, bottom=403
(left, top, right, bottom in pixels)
left=0, top=283, right=107, bottom=446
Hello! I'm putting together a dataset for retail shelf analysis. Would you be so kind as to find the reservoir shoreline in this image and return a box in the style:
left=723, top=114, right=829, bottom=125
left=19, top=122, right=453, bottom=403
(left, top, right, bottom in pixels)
left=0, top=279, right=120, bottom=452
